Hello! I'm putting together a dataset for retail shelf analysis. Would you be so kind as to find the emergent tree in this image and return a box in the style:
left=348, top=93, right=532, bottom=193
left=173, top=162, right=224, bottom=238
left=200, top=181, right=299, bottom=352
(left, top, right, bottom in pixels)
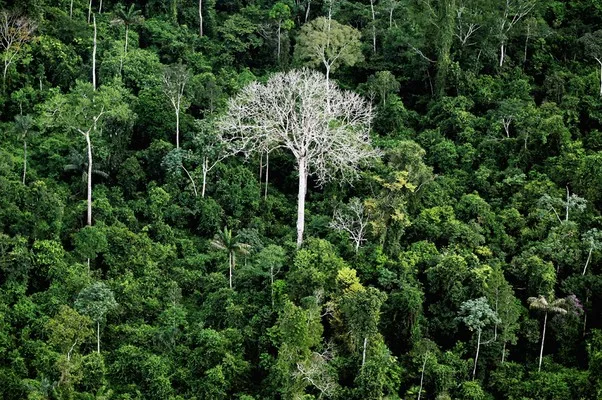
left=218, top=69, right=378, bottom=246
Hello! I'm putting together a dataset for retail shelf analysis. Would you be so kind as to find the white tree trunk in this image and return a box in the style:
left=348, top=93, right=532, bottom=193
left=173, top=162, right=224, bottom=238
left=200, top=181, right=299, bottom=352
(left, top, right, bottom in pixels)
left=202, top=158, right=208, bottom=198
left=538, top=312, right=547, bottom=372
left=583, top=247, right=593, bottom=275
left=120, top=25, right=129, bottom=74
left=175, top=109, right=180, bottom=149
left=70, top=0, right=74, bottom=18
left=92, top=14, right=97, bottom=90
left=229, top=252, right=233, bottom=289
left=296, top=157, right=307, bottom=247
left=181, top=164, right=198, bottom=197
left=22, top=140, right=26, bottom=185
left=418, top=352, right=427, bottom=400
left=86, top=131, right=93, bottom=226
left=305, top=0, right=311, bottom=22
left=199, top=0, right=203, bottom=36
left=370, top=0, right=376, bottom=53
left=264, top=151, right=269, bottom=200
left=472, top=329, right=481, bottom=379
left=88, top=0, right=92, bottom=23
left=362, top=336, right=367, bottom=367
left=277, top=23, right=281, bottom=62
left=97, top=320, right=100, bottom=354
left=499, top=42, right=505, bottom=67
left=98, top=0, right=103, bottom=13
left=501, top=341, right=507, bottom=363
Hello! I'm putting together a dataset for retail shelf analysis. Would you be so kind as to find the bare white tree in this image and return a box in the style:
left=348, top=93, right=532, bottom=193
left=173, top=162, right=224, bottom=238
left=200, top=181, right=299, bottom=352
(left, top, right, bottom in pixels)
left=330, top=197, right=369, bottom=252
left=219, top=69, right=378, bottom=247
left=294, top=346, right=339, bottom=398
left=163, top=63, right=190, bottom=149
left=0, top=11, right=36, bottom=87
left=498, top=0, right=536, bottom=67
left=454, top=5, right=481, bottom=46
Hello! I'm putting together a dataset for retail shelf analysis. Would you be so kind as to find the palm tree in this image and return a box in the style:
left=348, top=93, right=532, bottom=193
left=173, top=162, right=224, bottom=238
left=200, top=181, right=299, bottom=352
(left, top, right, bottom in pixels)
left=210, top=227, right=251, bottom=290
left=13, top=114, right=36, bottom=185
left=528, top=295, right=568, bottom=372
left=111, top=5, right=143, bottom=74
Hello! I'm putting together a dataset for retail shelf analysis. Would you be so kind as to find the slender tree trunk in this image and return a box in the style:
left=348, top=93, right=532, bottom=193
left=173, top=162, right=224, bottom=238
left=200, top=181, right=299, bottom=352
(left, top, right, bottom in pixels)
left=305, top=0, right=311, bottom=22
left=277, top=23, right=282, bottom=62
left=271, top=265, right=274, bottom=308
left=370, top=0, right=376, bottom=53
left=389, top=7, right=393, bottom=29
left=264, top=151, right=269, bottom=200
left=120, top=25, right=129, bottom=74
left=97, top=320, right=100, bottom=354
left=88, top=0, right=93, bottom=23
left=472, top=329, right=481, bottom=379
left=22, top=140, right=27, bottom=185
left=3, top=60, right=9, bottom=89
left=565, top=186, right=570, bottom=222
left=199, top=0, right=203, bottom=36
left=583, top=247, right=593, bottom=275
left=175, top=109, right=180, bottom=149
left=92, top=14, right=97, bottom=90
left=418, top=352, right=427, bottom=400
left=86, top=131, right=93, bottom=226
left=296, top=157, right=307, bottom=247
left=596, top=58, right=602, bottom=96
left=181, top=164, right=198, bottom=197
left=523, top=24, right=530, bottom=64
left=501, top=341, right=507, bottom=363
left=98, top=0, right=102, bottom=13
left=499, top=42, right=505, bottom=67
left=538, top=312, right=547, bottom=372
left=362, top=337, right=367, bottom=367
left=202, top=158, right=208, bottom=198
left=229, top=252, right=233, bottom=289
left=583, top=296, right=588, bottom=336
left=70, top=0, right=74, bottom=18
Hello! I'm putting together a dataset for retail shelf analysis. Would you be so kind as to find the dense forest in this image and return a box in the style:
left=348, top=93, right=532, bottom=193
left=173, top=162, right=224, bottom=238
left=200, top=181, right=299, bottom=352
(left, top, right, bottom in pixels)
left=1, top=0, right=602, bottom=398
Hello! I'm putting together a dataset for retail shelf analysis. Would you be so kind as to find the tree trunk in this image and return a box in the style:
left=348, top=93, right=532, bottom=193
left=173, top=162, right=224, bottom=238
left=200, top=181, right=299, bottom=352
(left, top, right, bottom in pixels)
left=22, top=140, right=27, bottom=185
left=362, top=336, right=367, bottom=367
left=389, top=7, right=393, bottom=29
left=277, top=23, right=282, bottom=62
left=499, top=42, right=505, bottom=67
left=538, top=311, right=547, bottom=372
left=97, top=320, right=100, bottom=354
left=175, top=109, right=180, bottom=149
left=472, top=329, right=481, bottom=379
left=370, top=0, right=376, bottom=53
left=88, top=0, right=92, bottom=23
left=202, top=158, right=208, bottom=198
left=296, top=157, right=307, bottom=247
left=229, top=252, right=233, bottom=289
left=92, top=14, right=97, bottom=90
left=98, top=0, right=103, bottom=13
left=501, top=341, right=507, bottom=363
left=583, top=247, right=593, bottom=275
left=264, top=151, right=269, bottom=200
left=418, top=352, right=427, bottom=400
left=596, top=58, right=602, bottom=96
left=181, top=164, right=198, bottom=197
left=70, top=0, right=74, bottom=18
left=86, top=131, right=93, bottom=226
left=305, top=0, right=311, bottom=22
left=199, top=0, right=203, bottom=36
left=523, top=24, right=530, bottom=64
left=120, top=25, right=129, bottom=74
left=271, top=265, right=274, bottom=308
